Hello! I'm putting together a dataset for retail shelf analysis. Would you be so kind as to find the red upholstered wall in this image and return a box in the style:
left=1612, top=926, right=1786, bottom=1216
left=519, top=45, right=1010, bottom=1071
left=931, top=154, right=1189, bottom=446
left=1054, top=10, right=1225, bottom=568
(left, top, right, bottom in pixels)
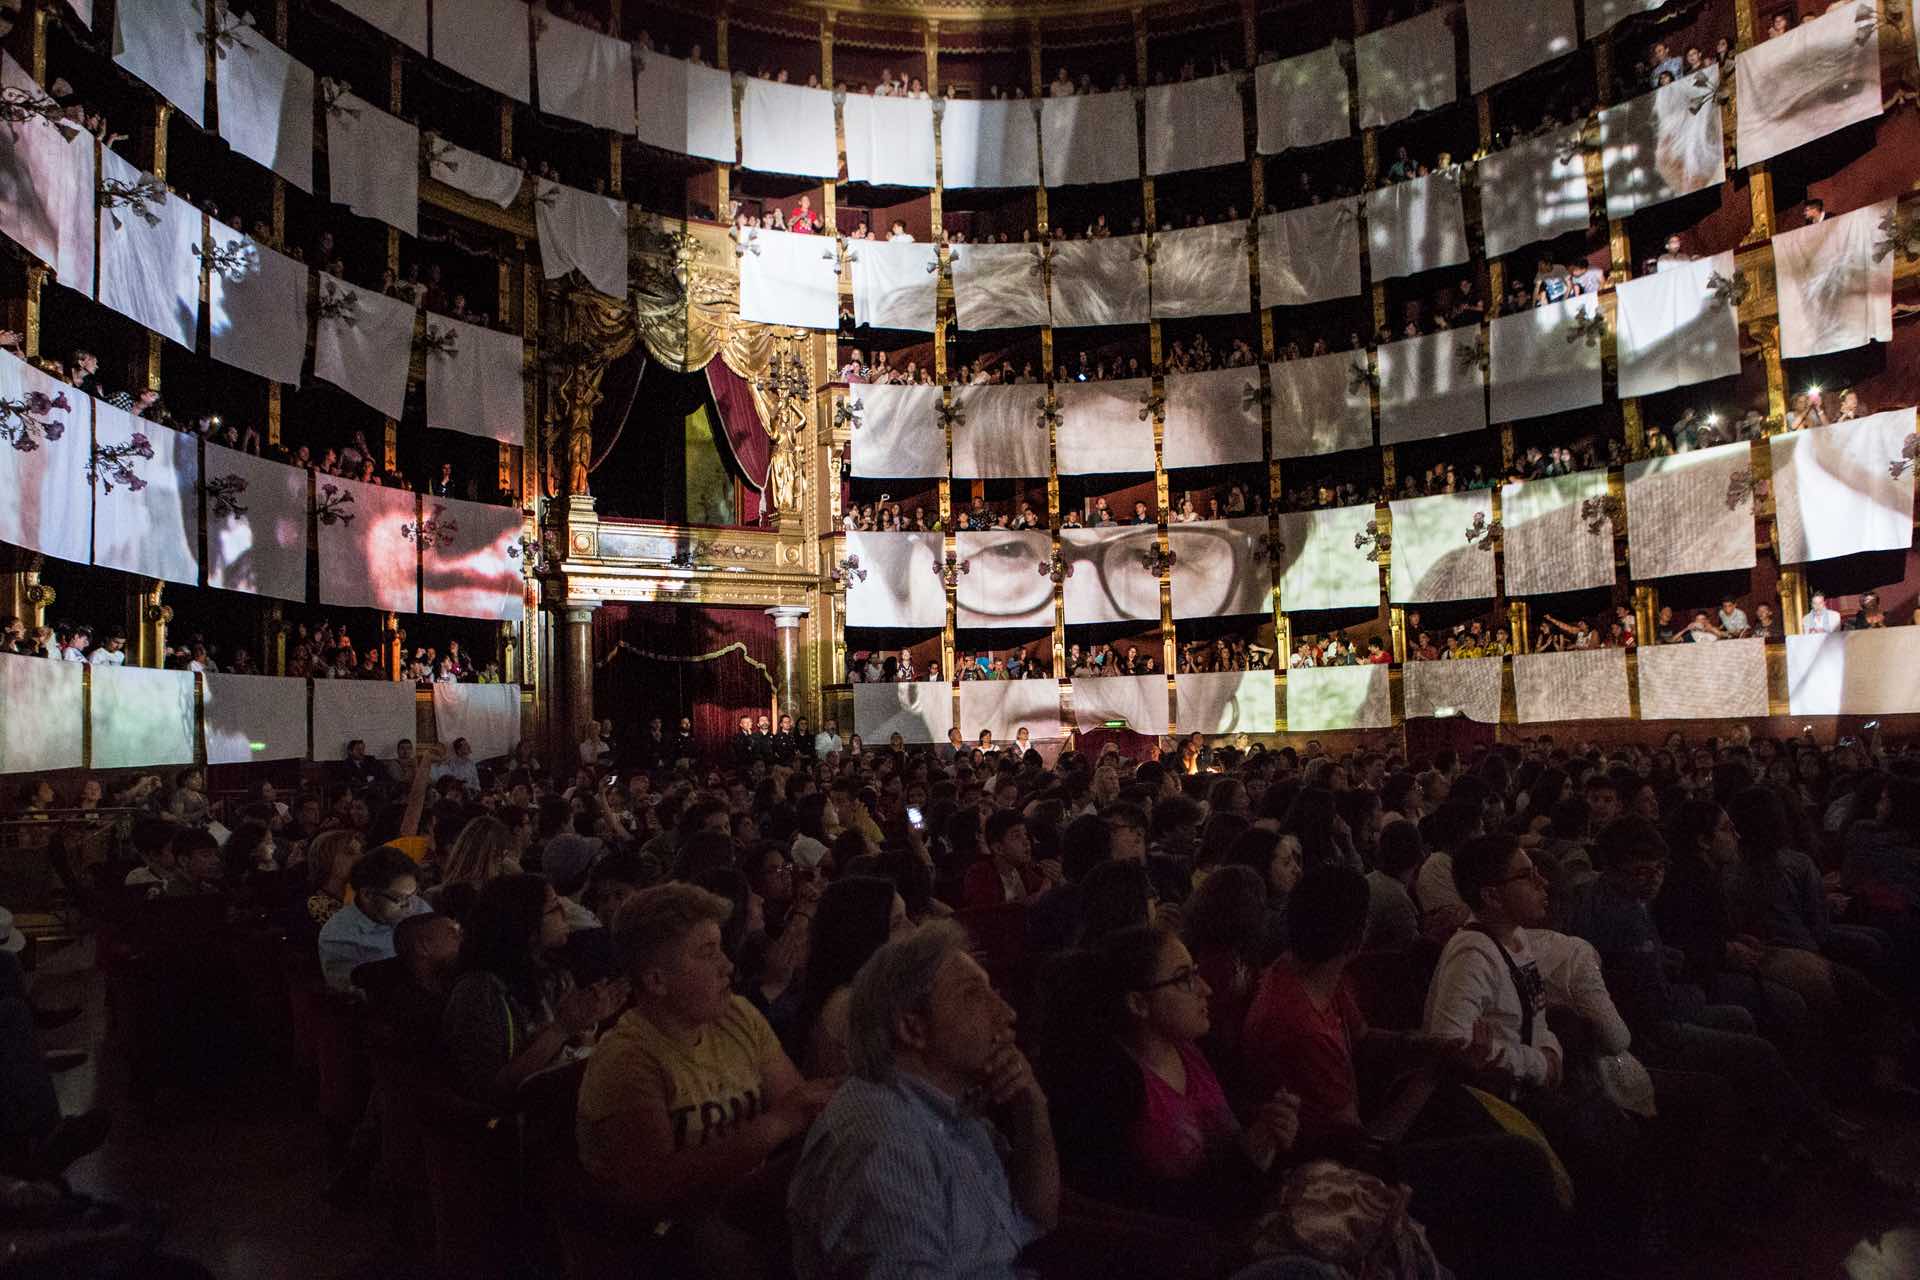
left=592, top=603, right=778, bottom=761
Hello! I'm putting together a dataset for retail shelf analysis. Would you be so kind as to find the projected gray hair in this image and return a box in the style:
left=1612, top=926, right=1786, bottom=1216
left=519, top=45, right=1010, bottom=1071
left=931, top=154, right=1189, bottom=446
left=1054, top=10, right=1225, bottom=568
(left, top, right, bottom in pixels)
left=846, top=919, right=971, bottom=1083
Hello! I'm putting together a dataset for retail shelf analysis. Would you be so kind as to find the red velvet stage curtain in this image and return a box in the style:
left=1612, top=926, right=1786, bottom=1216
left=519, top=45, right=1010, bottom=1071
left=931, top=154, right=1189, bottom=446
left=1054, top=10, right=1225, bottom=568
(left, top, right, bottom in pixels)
left=706, top=358, right=772, bottom=524
left=592, top=603, right=777, bottom=761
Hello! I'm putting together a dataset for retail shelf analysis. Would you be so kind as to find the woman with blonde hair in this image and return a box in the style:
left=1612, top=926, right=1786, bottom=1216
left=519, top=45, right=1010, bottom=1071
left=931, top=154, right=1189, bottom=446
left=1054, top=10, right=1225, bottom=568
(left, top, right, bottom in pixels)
left=437, top=816, right=522, bottom=892
left=303, top=830, right=365, bottom=933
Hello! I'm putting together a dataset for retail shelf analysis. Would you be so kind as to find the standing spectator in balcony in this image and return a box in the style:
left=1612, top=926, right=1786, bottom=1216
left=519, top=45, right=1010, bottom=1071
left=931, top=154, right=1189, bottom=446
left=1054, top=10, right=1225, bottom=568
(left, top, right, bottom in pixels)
left=1800, top=591, right=1842, bottom=635
left=1848, top=592, right=1887, bottom=630
left=1785, top=392, right=1826, bottom=433
left=1655, top=235, right=1693, bottom=273
left=887, top=220, right=913, bottom=243
left=1801, top=198, right=1824, bottom=225
left=58, top=625, right=90, bottom=662
left=790, top=195, right=822, bottom=235
left=1648, top=41, right=1684, bottom=86
left=88, top=630, right=128, bottom=665
left=1717, top=598, right=1750, bottom=638
left=1750, top=603, right=1778, bottom=640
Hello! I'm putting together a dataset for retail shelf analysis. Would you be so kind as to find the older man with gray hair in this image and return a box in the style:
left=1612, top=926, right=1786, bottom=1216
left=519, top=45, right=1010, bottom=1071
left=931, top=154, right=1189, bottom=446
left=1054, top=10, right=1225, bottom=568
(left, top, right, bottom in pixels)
left=788, top=921, right=1059, bottom=1279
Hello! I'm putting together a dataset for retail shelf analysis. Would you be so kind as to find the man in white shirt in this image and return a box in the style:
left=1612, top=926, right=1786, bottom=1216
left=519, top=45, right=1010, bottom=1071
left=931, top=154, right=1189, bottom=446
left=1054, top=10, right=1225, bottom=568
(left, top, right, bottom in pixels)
left=1654, top=234, right=1693, bottom=273
left=1800, top=591, right=1842, bottom=634
left=1715, top=598, right=1749, bottom=636
left=87, top=631, right=128, bottom=665
left=813, top=718, right=845, bottom=758
left=1426, top=833, right=1661, bottom=1247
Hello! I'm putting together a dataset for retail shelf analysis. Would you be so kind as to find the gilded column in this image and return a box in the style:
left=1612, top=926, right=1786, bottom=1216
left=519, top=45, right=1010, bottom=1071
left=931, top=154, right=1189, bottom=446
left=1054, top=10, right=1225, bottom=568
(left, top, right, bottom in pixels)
left=563, top=603, right=600, bottom=746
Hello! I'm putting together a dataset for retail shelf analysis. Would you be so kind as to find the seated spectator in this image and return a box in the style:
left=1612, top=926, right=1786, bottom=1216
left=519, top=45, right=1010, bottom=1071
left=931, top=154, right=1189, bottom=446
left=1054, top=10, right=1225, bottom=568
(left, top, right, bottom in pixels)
left=791, top=876, right=911, bottom=1078
left=431, top=737, right=483, bottom=793
left=1179, top=864, right=1268, bottom=1066
left=1364, top=819, right=1425, bottom=950
left=441, top=874, right=625, bottom=1104
left=576, top=884, right=834, bottom=1248
left=1038, top=923, right=1299, bottom=1219
left=359, top=911, right=463, bottom=1063
left=961, top=810, right=1062, bottom=908
left=787, top=921, right=1058, bottom=1279
left=317, top=845, right=431, bottom=992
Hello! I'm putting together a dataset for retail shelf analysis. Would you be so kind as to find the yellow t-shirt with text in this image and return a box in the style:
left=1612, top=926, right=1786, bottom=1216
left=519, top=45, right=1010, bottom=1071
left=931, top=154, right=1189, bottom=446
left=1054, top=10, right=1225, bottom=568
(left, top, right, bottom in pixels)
left=575, top=994, right=779, bottom=1185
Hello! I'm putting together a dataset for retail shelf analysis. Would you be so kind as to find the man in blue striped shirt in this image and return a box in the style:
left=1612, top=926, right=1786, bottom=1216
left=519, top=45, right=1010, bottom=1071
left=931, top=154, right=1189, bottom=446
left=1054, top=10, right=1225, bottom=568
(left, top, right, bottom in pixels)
left=788, top=921, right=1059, bottom=1279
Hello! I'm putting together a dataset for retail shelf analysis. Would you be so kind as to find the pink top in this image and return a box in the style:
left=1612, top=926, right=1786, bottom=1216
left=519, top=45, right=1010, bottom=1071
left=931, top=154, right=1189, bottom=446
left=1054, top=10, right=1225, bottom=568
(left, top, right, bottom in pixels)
left=1129, top=1040, right=1239, bottom=1182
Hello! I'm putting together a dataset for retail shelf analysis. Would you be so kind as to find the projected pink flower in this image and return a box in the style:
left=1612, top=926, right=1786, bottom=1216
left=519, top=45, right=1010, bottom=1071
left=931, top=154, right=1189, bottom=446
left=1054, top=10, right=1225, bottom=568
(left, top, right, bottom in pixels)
left=89, top=433, right=155, bottom=494
left=0, top=388, right=71, bottom=452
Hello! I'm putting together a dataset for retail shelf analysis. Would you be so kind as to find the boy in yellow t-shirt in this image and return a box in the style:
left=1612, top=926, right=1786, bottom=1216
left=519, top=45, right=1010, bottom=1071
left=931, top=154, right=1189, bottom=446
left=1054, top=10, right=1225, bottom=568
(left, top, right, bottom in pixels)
left=575, top=884, right=836, bottom=1221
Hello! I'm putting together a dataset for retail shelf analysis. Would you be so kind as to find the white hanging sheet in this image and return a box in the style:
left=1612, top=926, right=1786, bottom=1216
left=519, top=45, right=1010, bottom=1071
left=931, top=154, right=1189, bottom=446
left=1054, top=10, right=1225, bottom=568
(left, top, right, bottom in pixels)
left=1056, top=377, right=1155, bottom=475
left=427, top=136, right=524, bottom=206
left=0, top=55, right=97, bottom=298
left=1773, top=199, right=1894, bottom=359
left=326, top=91, right=418, bottom=236
left=1736, top=3, right=1882, bottom=168
left=1059, top=526, right=1162, bottom=624
left=1146, top=73, right=1245, bottom=176
left=331, top=0, right=426, bottom=54
left=1377, top=329, right=1487, bottom=445
left=1049, top=237, right=1149, bottom=329
left=1176, top=671, right=1276, bottom=735
left=844, top=94, right=935, bottom=188
left=1356, top=7, right=1457, bottom=128
left=1599, top=68, right=1726, bottom=221
left=97, top=148, right=201, bottom=349
left=0, top=350, right=91, bottom=565
left=850, top=238, right=939, bottom=332
left=1478, top=125, right=1588, bottom=260
left=205, top=217, right=307, bottom=385
left=424, top=313, right=525, bottom=444
left=939, top=98, right=1040, bottom=189
left=1270, top=351, right=1373, bottom=459
left=534, top=180, right=627, bottom=297
left=1366, top=172, right=1468, bottom=281
left=113, top=0, right=206, bottom=124
left=843, top=531, right=946, bottom=629
left=1584, top=0, right=1670, bottom=38
left=737, top=228, right=842, bottom=331
left=1614, top=250, right=1741, bottom=399
left=91, top=405, right=199, bottom=587
left=214, top=28, right=313, bottom=191
left=1489, top=295, right=1604, bottom=423
left=1466, top=0, right=1577, bottom=93
left=1258, top=200, right=1361, bottom=308
left=955, top=530, right=1055, bottom=630
left=313, top=272, right=416, bottom=418
left=433, top=0, right=531, bottom=102
left=203, top=672, right=309, bottom=764
left=1162, top=366, right=1263, bottom=470
left=1072, top=675, right=1169, bottom=734
left=204, top=440, right=310, bottom=602
left=739, top=78, right=838, bottom=178
left=1404, top=656, right=1504, bottom=724
left=959, top=680, right=1061, bottom=743
left=1388, top=491, right=1497, bottom=604
left=1287, top=665, right=1391, bottom=732
left=854, top=681, right=954, bottom=746
left=1151, top=221, right=1249, bottom=320
left=951, top=384, right=1050, bottom=479
left=1255, top=44, right=1351, bottom=155
left=90, top=665, right=196, bottom=769
left=315, top=473, right=420, bottom=613
left=634, top=54, right=735, bottom=162
left=1040, top=90, right=1140, bottom=187
left=1771, top=408, right=1917, bottom=565
left=1624, top=440, right=1757, bottom=580
left=432, top=682, right=521, bottom=759
left=1171, top=516, right=1274, bottom=620
left=1638, top=637, right=1770, bottom=720
left=950, top=242, right=1051, bottom=330
left=420, top=493, right=525, bottom=621
left=312, top=680, right=417, bottom=759
left=1499, top=469, right=1615, bottom=598
left=536, top=13, right=634, bottom=133
left=1513, top=648, right=1630, bottom=722
left=0, top=652, right=82, bottom=774
left=1788, top=630, right=1920, bottom=717
left=849, top=383, right=946, bottom=479
left=1274, top=503, right=1381, bottom=612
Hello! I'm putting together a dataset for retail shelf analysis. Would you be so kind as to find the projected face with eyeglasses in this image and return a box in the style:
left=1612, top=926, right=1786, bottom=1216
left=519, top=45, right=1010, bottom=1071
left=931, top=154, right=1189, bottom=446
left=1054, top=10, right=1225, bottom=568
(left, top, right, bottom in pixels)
left=954, top=524, right=1265, bottom=627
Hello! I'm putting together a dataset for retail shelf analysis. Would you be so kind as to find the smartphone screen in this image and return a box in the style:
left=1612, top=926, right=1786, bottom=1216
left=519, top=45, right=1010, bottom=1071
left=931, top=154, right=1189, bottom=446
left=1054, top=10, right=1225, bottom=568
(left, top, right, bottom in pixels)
left=907, top=805, right=925, bottom=830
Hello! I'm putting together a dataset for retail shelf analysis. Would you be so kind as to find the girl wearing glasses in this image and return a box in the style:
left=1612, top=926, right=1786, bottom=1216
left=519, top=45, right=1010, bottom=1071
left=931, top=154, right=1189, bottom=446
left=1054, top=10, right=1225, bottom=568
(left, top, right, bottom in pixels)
left=1035, top=924, right=1302, bottom=1219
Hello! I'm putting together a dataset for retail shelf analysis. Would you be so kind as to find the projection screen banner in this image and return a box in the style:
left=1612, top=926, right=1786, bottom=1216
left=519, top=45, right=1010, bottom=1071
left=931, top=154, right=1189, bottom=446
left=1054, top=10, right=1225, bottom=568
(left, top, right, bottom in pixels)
left=1071, top=675, right=1170, bottom=734
left=854, top=682, right=954, bottom=746
left=1514, top=648, right=1632, bottom=723
left=1287, top=665, right=1391, bottom=733
left=960, top=680, right=1063, bottom=743
left=1638, top=638, right=1770, bottom=721
left=1403, top=657, right=1505, bottom=724
left=203, top=672, right=309, bottom=764
left=1176, top=672, right=1277, bottom=735
left=1787, top=630, right=1920, bottom=717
